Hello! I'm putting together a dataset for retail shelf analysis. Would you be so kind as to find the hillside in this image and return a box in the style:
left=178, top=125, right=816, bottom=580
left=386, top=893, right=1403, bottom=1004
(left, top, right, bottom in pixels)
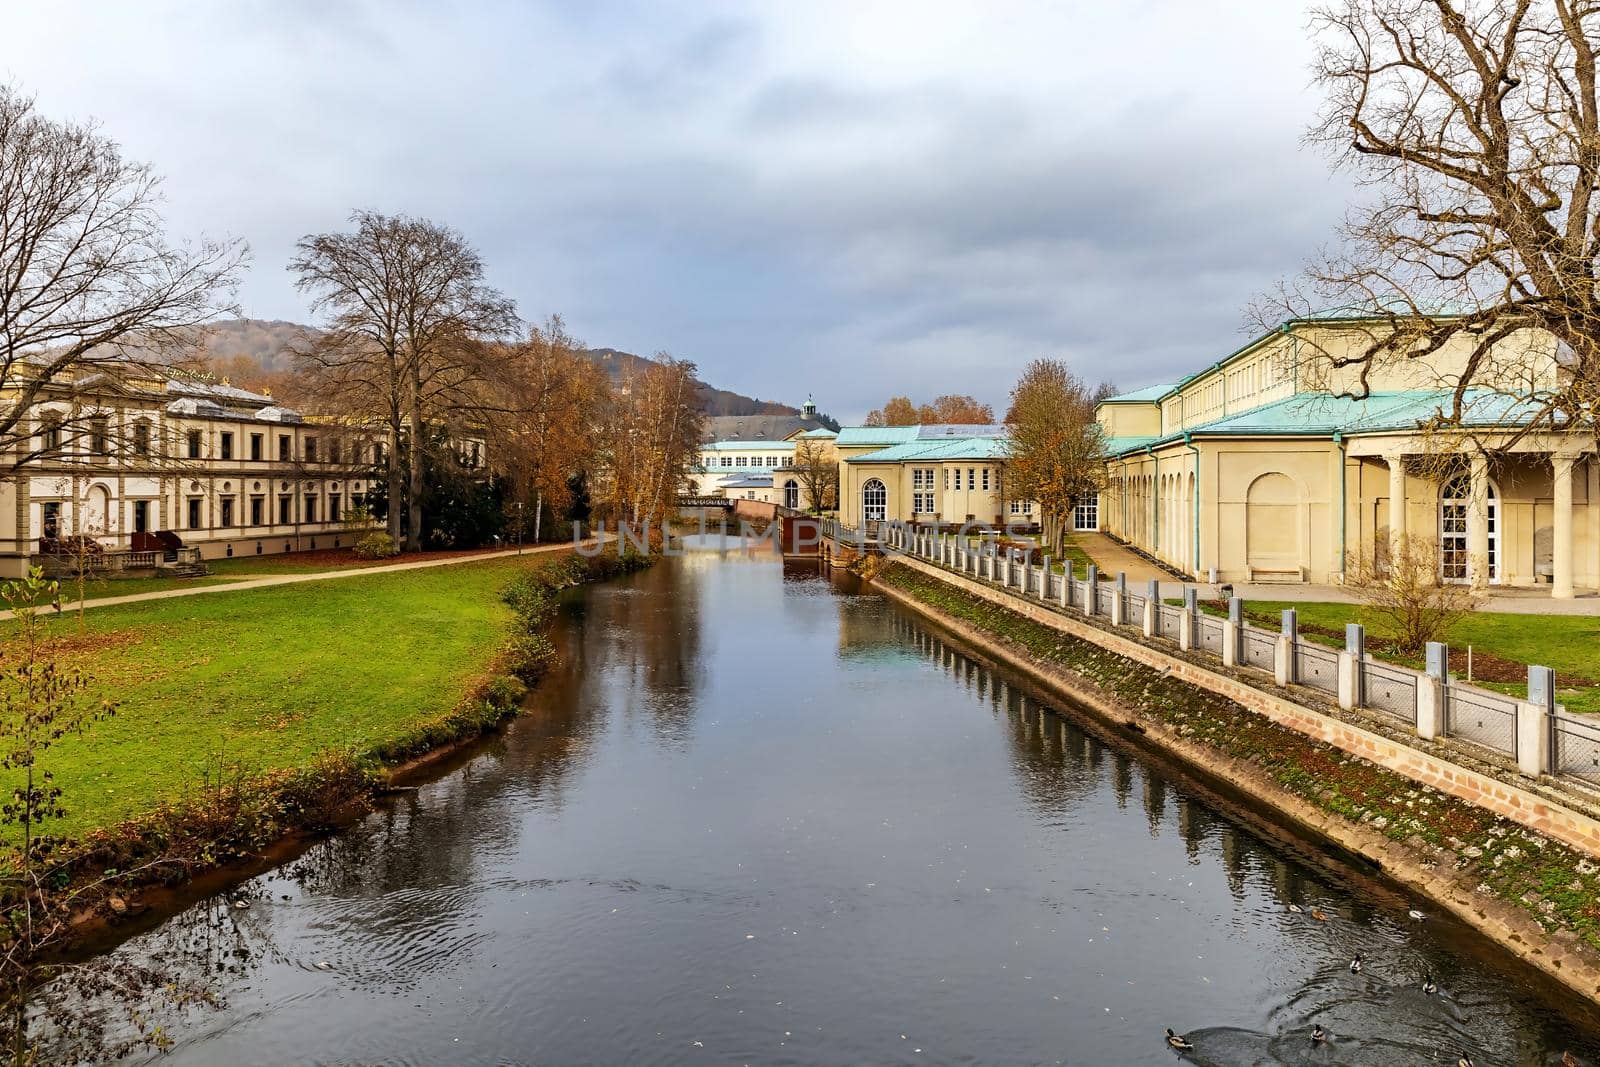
left=193, top=320, right=795, bottom=417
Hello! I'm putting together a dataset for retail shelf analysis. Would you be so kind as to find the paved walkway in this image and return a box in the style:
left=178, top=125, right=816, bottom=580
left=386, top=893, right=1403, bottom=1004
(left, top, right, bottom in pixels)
left=12, top=540, right=591, bottom=621
left=1071, top=532, right=1174, bottom=587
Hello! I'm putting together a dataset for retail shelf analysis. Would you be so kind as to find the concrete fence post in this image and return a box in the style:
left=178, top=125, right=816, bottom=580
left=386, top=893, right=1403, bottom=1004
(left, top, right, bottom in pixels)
left=1059, top=562, right=1071, bottom=609
left=1517, top=665, right=1556, bottom=777
left=1086, top=565, right=1099, bottom=616
left=1274, top=608, right=1298, bottom=687
left=1337, top=624, right=1365, bottom=711
left=1221, top=597, right=1243, bottom=667
left=1417, top=641, right=1449, bottom=740
left=1041, top=556, right=1052, bottom=601
left=1143, top=578, right=1159, bottom=637
left=1178, top=586, right=1197, bottom=651
left=1111, top=572, right=1127, bottom=626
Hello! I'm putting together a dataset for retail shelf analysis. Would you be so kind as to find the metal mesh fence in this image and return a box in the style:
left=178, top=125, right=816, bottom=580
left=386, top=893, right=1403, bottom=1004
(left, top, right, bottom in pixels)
left=1095, top=586, right=1115, bottom=615
left=1445, top=683, right=1519, bottom=759
left=1158, top=605, right=1182, bottom=640
left=1553, top=712, right=1600, bottom=786
left=1198, top=615, right=1223, bottom=654
left=1296, top=643, right=1340, bottom=694
left=1364, top=660, right=1418, bottom=724
left=1241, top=627, right=1276, bottom=672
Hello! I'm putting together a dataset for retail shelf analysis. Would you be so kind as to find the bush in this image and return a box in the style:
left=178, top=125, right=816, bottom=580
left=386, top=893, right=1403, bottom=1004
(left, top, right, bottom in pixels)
left=480, top=674, right=528, bottom=709
left=354, top=532, right=400, bottom=560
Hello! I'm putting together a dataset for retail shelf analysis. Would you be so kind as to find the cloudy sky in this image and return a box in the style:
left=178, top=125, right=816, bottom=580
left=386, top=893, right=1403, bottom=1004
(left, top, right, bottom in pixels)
left=5, top=2, right=1355, bottom=421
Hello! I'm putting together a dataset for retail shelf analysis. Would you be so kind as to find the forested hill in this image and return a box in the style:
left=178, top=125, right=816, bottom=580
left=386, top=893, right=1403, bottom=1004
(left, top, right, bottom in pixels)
left=191, top=320, right=797, bottom=417
left=580, top=347, right=798, bottom=417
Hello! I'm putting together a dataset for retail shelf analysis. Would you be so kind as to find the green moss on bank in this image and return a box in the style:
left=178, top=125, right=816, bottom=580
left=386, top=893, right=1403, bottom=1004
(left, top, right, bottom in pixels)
left=878, top=562, right=1600, bottom=950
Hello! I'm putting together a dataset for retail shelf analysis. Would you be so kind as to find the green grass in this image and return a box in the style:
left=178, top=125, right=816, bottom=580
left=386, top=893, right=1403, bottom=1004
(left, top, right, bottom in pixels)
left=9, top=554, right=550, bottom=841
left=1187, top=598, right=1600, bottom=714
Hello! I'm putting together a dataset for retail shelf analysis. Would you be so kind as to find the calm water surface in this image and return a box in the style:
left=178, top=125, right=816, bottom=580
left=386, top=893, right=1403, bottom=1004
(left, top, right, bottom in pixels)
left=104, top=541, right=1600, bottom=1065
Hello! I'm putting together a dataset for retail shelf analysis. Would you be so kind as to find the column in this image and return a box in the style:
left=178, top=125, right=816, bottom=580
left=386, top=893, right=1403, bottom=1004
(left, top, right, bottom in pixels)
left=1467, top=449, right=1490, bottom=589
left=1384, top=450, right=1406, bottom=560
left=1553, top=452, right=1577, bottom=599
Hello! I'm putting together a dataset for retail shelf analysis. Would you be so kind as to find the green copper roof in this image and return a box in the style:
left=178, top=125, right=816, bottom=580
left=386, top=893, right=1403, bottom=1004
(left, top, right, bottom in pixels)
left=835, top=425, right=921, bottom=447
left=1100, top=389, right=1544, bottom=458
left=845, top=436, right=1011, bottom=463
left=1102, top=383, right=1173, bottom=403
left=700, top=440, right=797, bottom=452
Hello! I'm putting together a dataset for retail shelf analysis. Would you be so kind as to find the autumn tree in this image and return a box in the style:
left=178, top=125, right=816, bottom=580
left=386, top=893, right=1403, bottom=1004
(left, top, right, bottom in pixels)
left=493, top=315, right=608, bottom=542
left=791, top=437, right=839, bottom=513
left=1004, top=360, right=1110, bottom=554
left=0, top=85, right=244, bottom=466
left=864, top=394, right=993, bottom=425
left=601, top=355, right=704, bottom=537
left=290, top=212, right=518, bottom=550
left=1261, top=0, right=1600, bottom=443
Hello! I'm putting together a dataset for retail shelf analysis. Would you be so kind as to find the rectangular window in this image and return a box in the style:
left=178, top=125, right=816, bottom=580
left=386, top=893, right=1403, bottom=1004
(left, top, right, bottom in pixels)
left=981, top=468, right=991, bottom=491
left=967, top=468, right=976, bottom=490
left=328, top=493, right=341, bottom=522
left=721, top=456, right=732, bottom=467
left=304, top=495, right=318, bottom=523
left=1010, top=500, right=1030, bottom=515
left=220, top=496, right=235, bottom=527
left=133, top=500, right=149, bottom=533
left=372, top=442, right=384, bottom=465
left=329, top=439, right=341, bottom=464
left=220, top=432, right=234, bottom=460
left=41, top=501, right=60, bottom=539
left=305, top=437, right=318, bottom=463
left=470, top=442, right=481, bottom=468
left=278, top=495, right=292, bottom=524
left=913, top=492, right=934, bottom=514
left=187, top=430, right=202, bottom=459
left=250, top=496, right=264, bottom=527
left=133, top=421, right=151, bottom=456
left=250, top=433, right=263, bottom=461
left=278, top=435, right=291, bottom=462
left=89, top=416, right=109, bottom=456
left=40, top=418, right=61, bottom=455
left=943, top=468, right=949, bottom=490
left=187, top=498, right=202, bottom=530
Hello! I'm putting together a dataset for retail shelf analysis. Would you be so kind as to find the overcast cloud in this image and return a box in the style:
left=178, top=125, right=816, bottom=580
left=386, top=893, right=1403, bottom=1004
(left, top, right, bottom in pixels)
left=3, top=2, right=1353, bottom=420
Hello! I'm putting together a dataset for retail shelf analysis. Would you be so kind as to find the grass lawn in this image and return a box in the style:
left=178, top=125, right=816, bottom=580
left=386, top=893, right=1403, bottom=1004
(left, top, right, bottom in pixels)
left=8, top=553, right=549, bottom=841
left=1188, top=598, right=1600, bottom=714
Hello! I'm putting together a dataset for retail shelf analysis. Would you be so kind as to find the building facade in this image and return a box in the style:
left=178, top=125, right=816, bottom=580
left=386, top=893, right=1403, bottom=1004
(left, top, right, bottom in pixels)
left=1098, top=315, right=1596, bottom=596
left=836, top=425, right=1046, bottom=529
left=2, top=361, right=385, bottom=577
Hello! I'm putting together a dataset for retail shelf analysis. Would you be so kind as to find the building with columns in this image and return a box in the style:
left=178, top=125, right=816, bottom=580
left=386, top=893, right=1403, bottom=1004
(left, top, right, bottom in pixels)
left=0, top=357, right=388, bottom=577
left=1097, top=314, right=1596, bottom=597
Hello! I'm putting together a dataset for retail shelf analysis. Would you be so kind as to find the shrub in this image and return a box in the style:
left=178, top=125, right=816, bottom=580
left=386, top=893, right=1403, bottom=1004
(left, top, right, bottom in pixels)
left=354, top=532, right=400, bottom=559
left=480, top=674, right=528, bottom=709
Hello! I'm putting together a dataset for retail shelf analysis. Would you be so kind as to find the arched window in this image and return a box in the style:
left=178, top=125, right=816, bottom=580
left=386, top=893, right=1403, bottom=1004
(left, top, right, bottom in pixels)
left=862, top=478, right=888, bottom=522
left=783, top=479, right=799, bottom=510
left=1439, top=473, right=1499, bottom=583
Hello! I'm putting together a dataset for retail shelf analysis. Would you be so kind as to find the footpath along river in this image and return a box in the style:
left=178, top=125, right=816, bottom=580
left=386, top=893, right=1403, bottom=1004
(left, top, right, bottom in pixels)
left=97, top=539, right=1600, bottom=1066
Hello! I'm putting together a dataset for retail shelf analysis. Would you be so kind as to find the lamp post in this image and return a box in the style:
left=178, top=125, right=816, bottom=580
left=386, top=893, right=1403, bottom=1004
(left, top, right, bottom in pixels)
left=516, top=500, right=524, bottom=554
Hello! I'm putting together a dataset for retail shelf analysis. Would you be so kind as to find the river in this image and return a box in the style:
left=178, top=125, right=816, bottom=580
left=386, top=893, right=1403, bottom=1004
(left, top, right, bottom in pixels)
left=95, top=540, right=1600, bottom=1065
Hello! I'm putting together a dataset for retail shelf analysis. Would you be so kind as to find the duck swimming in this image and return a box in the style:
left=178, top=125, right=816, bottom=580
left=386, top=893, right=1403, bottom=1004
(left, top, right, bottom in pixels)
left=1164, top=1028, right=1193, bottom=1052
left=1311, top=1024, right=1328, bottom=1045
left=1349, top=953, right=1363, bottom=974
left=1309, top=907, right=1329, bottom=921
left=1421, top=974, right=1437, bottom=995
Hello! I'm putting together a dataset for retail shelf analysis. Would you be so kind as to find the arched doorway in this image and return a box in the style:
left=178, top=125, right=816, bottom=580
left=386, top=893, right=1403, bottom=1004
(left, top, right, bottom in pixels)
left=1245, top=472, right=1304, bottom=578
left=862, top=478, right=887, bottom=522
left=783, top=479, right=799, bottom=510
left=1439, top=473, right=1499, bottom=583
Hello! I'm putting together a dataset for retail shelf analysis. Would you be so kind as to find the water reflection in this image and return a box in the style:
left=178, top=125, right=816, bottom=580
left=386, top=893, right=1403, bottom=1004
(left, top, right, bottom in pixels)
left=79, top=550, right=1600, bottom=1066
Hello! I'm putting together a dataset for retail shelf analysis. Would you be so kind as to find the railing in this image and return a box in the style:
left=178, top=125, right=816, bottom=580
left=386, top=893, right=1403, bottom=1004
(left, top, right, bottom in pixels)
left=891, top=524, right=1585, bottom=791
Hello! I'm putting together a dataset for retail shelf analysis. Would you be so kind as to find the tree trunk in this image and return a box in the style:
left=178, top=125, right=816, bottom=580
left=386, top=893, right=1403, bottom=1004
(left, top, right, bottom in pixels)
left=406, top=402, right=424, bottom=553
left=534, top=492, right=544, bottom=543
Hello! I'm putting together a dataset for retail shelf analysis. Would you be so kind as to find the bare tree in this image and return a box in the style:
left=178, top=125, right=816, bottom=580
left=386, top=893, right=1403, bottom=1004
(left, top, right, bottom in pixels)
left=1004, top=360, right=1111, bottom=554
left=0, top=84, right=244, bottom=464
left=602, top=356, right=703, bottom=537
left=290, top=212, right=518, bottom=550
left=1347, top=532, right=1482, bottom=655
left=1261, top=1, right=1600, bottom=446
left=791, top=437, right=838, bottom=513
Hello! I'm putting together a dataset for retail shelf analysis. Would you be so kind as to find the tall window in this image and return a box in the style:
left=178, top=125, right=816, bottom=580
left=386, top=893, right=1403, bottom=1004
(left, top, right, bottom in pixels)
left=220, top=497, right=235, bottom=527
left=89, top=416, right=109, bottom=456
left=187, top=498, right=202, bottom=530
left=277, top=495, right=292, bottom=524
left=220, top=431, right=234, bottom=460
left=133, top=500, right=150, bottom=533
left=862, top=478, right=888, bottom=522
left=133, top=421, right=152, bottom=456
left=305, top=437, right=318, bottom=463
left=39, top=415, right=62, bottom=455
left=1072, top=495, right=1099, bottom=532
left=278, top=435, right=291, bottom=462
left=966, top=467, right=975, bottom=490
left=943, top=468, right=949, bottom=490
left=329, top=439, right=341, bottom=464
left=250, top=433, right=264, bottom=461
left=329, top=493, right=341, bottom=522
left=304, top=494, right=318, bottom=523
left=41, top=501, right=60, bottom=539
left=981, top=468, right=991, bottom=491
left=187, top=430, right=202, bottom=459
left=250, top=496, right=264, bottom=527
